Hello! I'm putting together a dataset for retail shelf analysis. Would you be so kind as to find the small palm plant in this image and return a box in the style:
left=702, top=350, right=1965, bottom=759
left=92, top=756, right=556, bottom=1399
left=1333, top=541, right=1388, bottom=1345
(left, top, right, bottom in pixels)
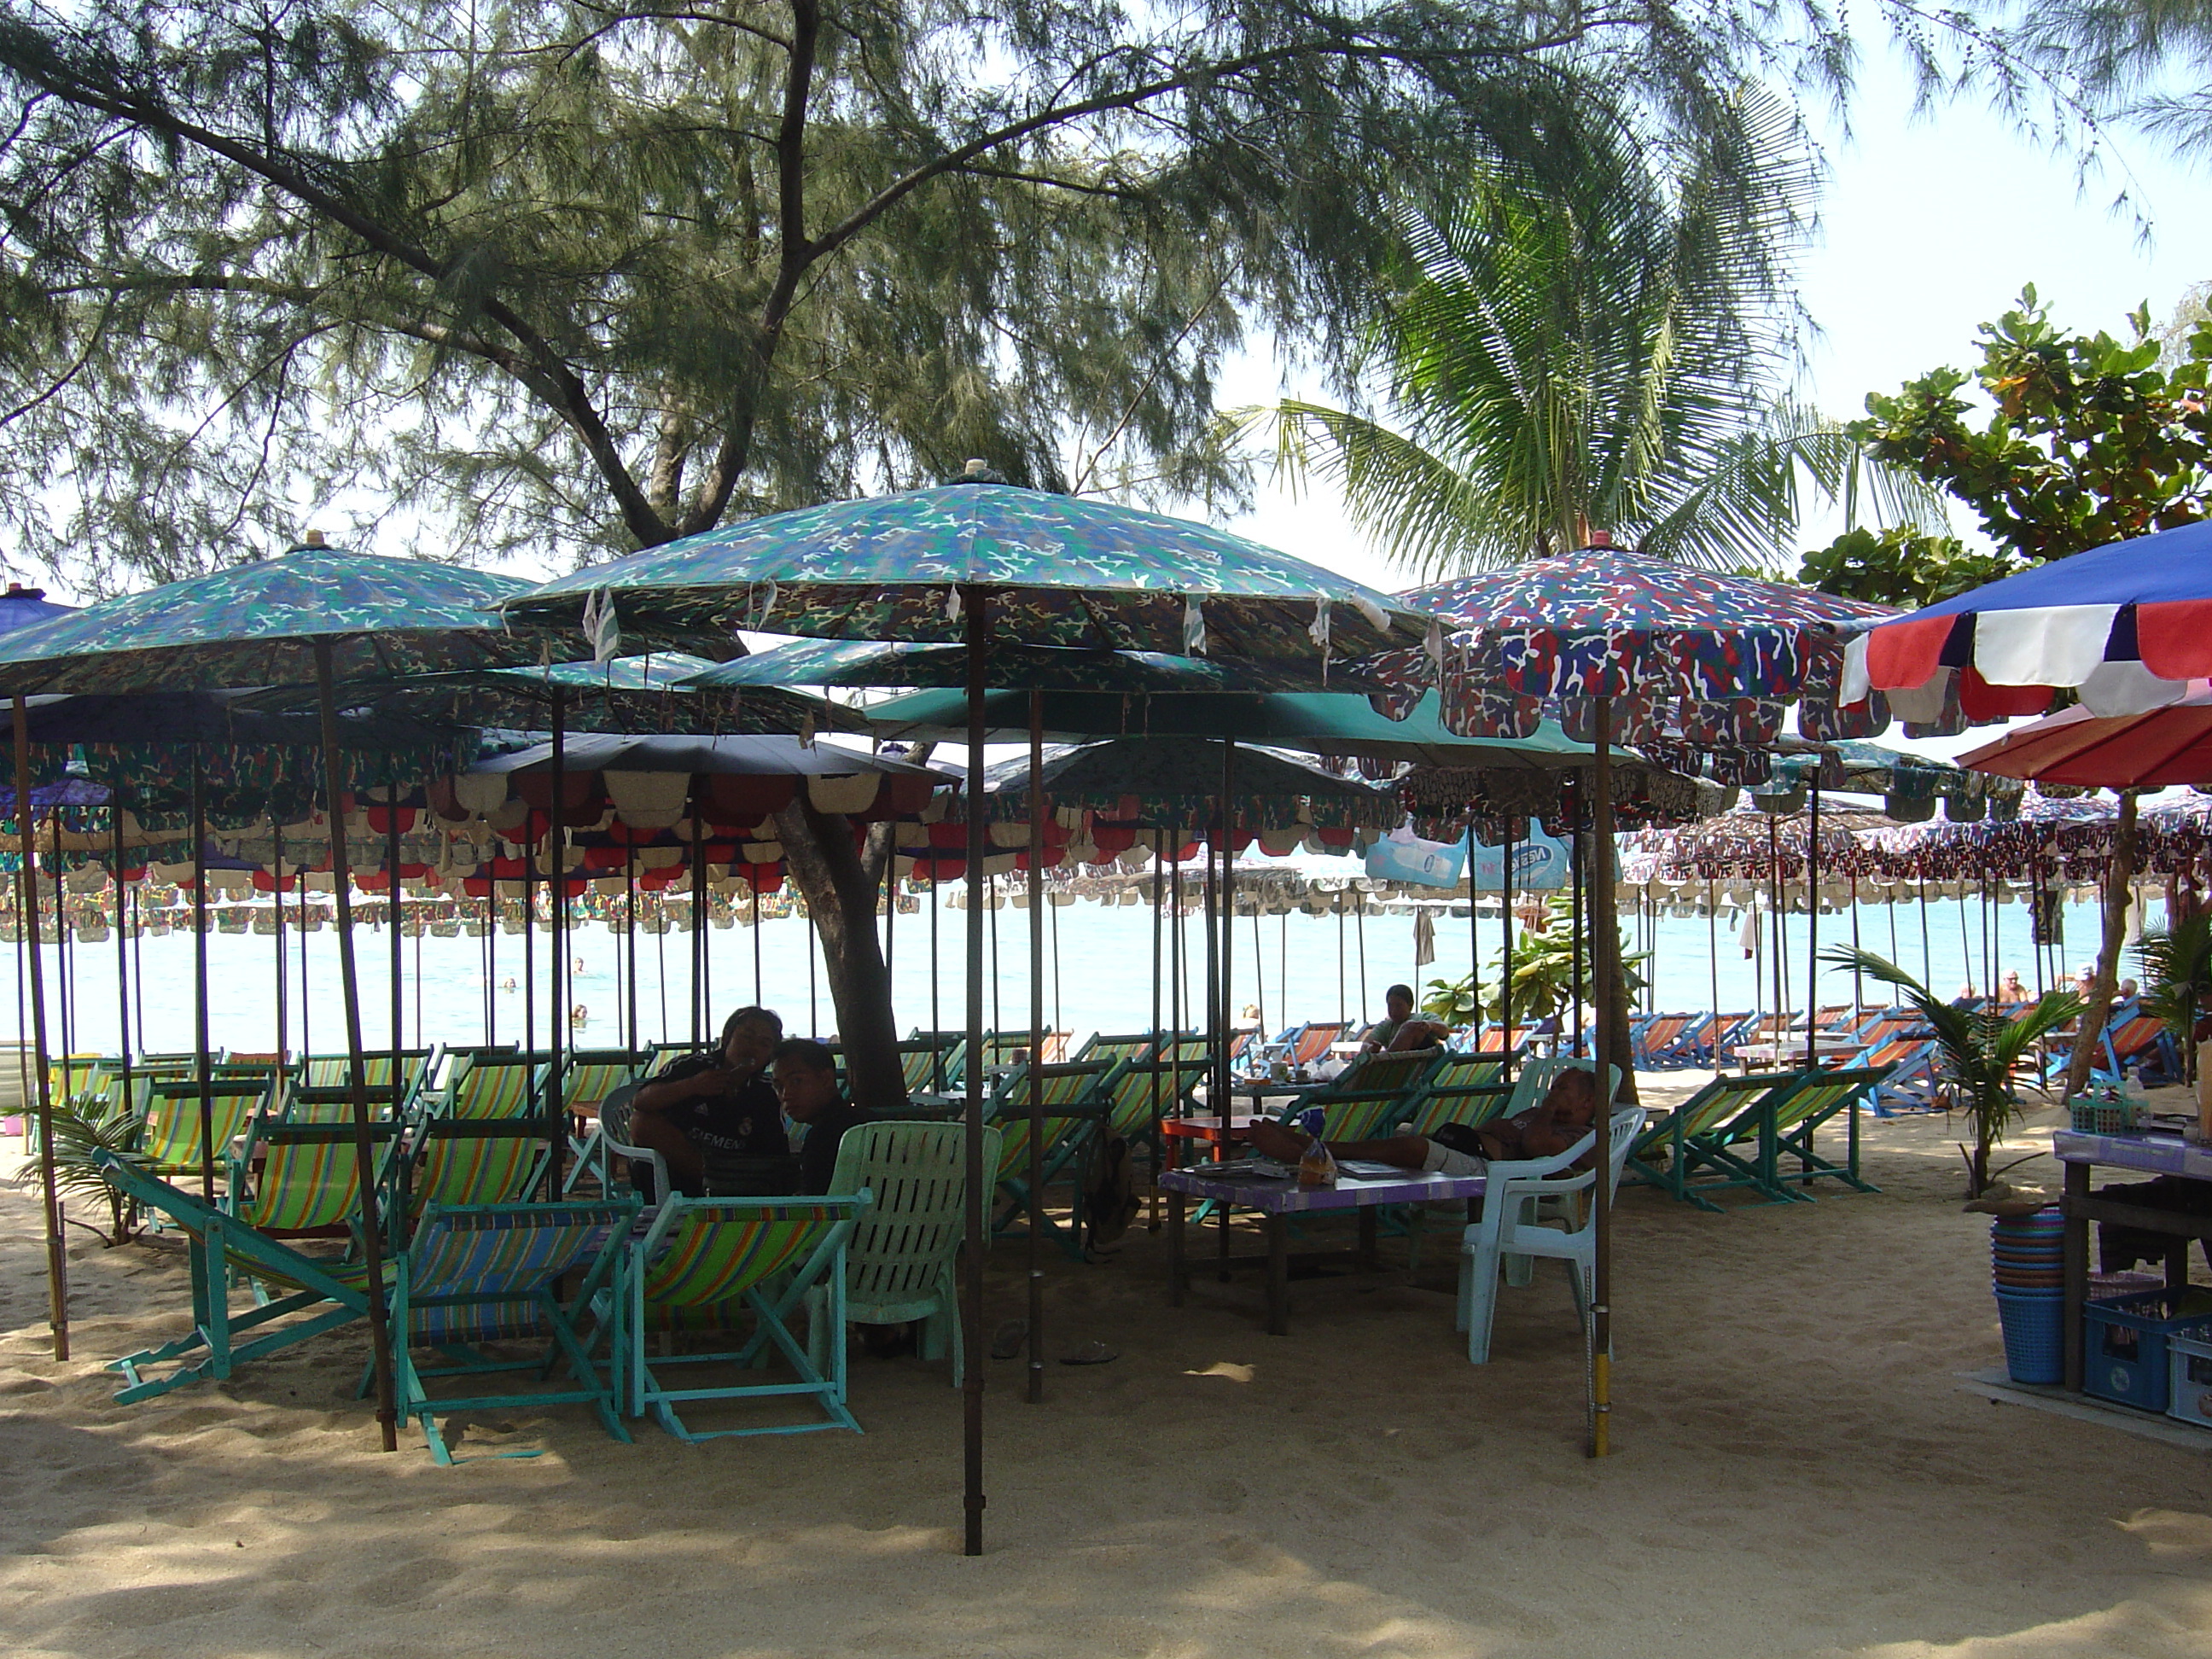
left=12, top=1092, right=146, bottom=1245
left=2135, top=912, right=2212, bottom=1084
left=1823, top=945, right=2081, bottom=1198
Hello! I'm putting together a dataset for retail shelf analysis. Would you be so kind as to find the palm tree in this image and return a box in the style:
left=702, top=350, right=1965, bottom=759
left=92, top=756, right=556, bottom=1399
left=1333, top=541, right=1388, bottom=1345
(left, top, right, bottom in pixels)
left=1260, top=87, right=1941, bottom=573
left=2134, top=911, right=2212, bottom=1084
left=1824, top=946, right=2081, bottom=1198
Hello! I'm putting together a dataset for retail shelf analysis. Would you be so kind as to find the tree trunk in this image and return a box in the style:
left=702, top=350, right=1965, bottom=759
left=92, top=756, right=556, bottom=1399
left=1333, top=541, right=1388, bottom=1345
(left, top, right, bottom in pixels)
left=771, top=800, right=911, bottom=1115
left=2063, top=789, right=2140, bottom=1102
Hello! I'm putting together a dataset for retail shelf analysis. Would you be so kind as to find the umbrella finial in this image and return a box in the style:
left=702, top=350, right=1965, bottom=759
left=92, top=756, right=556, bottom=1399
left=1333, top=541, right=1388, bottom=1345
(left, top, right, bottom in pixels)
left=302, top=528, right=326, bottom=546
left=948, top=457, right=1006, bottom=486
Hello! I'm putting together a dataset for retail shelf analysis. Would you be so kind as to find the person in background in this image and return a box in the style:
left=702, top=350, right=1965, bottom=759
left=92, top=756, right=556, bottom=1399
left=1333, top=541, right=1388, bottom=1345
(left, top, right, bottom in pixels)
left=2119, top=977, right=2141, bottom=1004
left=1360, top=983, right=1447, bottom=1054
left=626, top=1006, right=786, bottom=1196
left=1998, top=969, right=2029, bottom=1005
left=771, top=1037, right=871, bottom=1193
left=1249, top=1066, right=1602, bottom=1177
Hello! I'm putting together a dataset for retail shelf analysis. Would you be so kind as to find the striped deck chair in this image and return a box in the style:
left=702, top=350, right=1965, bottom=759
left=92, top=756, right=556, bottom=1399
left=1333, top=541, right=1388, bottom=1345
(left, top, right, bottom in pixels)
left=1630, top=1014, right=1695, bottom=1069
left=1295, top=1051, right=1444, bottom=1142
left=442, top=1057, right=548, bottom=1121
left=136, top=1080, right=272, bottom=1185
left=1622, top=1071, right=1805, bottom=1211
left=1155, top=1033, right=1211, bottom=1063
left=96, top=1150, right=377, bottom=1404
left=401, top=1120, right=554, bottom=1220
left=1860, top=1036, right=1943, bottom=1115
left=1402, top=1056, right=1511, bottom=1137
left=300, top=1050, right=433, bottom=1109
left=559, top=1050, right=649, bottom=1196
left=1288, top=1022, right=1348, bottom=1070
left=987, top=1060, right=1114, bottom=1256
left=625, top=1191, right=869, bottom=1441
left=388, top=1198, right=638, bottom=1464
left=2098, top=1013, right=2174, bottom=1086
left=1761, top=1066, right=1893, bottom=1199
left=1073, top=1033, right=1158, bottom=1076
left=1103, top=1056, right=1209, bottom=1143
left=1473, top=1024, right=1536, bottom=1057
left=228, top=1121, right=404, bottom=1237
left=898, top=1038, right=965, bottom=1095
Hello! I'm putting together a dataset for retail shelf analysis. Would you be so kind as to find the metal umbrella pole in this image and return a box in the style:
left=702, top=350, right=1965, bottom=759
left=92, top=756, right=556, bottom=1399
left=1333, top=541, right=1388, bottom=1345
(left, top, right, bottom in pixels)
left=1804, top=783, right=1821, bottom=1070
left=1587, top=694, right=1617, bottom=1460
left=13, top=696, right=67, bottom=1358
left=190, top=748, right=213, bottom=1200
left=1026, top=687, right=1046, bottom=1405
left=114, top=783, right=132, bottom=1121
left=311, top=638, right=399, bottom=1452
left=387, top=764, right=405, bottom=1120
left=546, top=686, right=567, bottom=1195
left=960, top=583, right=989, bottom=1558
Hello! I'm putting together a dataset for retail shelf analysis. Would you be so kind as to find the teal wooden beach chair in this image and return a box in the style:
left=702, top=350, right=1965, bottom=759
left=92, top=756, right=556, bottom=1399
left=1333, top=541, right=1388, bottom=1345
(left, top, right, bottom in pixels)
left=1759, top=1066, right=1893, bottom=1199
left=386, top=1198, right=638, bottom=1464
left=441, top=1055, right=550, bottom=1120
left=135, top=1079, right=272, bottom=1185
left=1291, top=1051, right=1443, bottom=1142
left=1402, top=1055, right=1511, bottom=1136
left=624, top=1190, right=870, bottom=1441
left=558, top=1049, right=649, bottom=1195
left=1621, top=1071, right=1800, bottom=1212
left=814, top=1121, right=995, bottom=1385
left=228, top=1121, right=403, bottom=1238
left=399, top=1119, right=553, bottom=1221
left=987, top=1059, right=1113, bottom=1257
left=96, top=1150, right=379, bottom=1404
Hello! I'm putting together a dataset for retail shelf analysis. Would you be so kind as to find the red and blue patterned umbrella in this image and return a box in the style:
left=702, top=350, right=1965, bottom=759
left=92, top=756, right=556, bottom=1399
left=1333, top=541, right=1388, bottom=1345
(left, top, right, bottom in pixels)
left=1852, top=521, right=2212, bottom=725
left=1371, top=547, right=1889, bottom=749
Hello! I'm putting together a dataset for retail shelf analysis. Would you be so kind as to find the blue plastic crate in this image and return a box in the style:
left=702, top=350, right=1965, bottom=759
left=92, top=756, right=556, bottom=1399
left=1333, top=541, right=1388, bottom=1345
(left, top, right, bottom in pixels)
left=2168, top=1331, right=2212, bottom=1429
left=2083, top=1289, right=2212, bottom=1413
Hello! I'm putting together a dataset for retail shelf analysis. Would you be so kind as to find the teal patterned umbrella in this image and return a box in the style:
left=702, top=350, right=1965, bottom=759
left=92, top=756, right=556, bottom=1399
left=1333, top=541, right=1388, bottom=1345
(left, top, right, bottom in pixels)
left=0, top=540, right=534, bottom=695
left=690, top=637, right=1393, bottom=695
left=503, top=479, right=1438, bottom=662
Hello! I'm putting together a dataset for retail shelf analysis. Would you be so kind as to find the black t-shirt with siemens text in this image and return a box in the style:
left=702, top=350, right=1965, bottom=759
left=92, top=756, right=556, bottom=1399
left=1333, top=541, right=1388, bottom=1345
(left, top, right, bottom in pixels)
left=655, top=1053, right=789, bottom=1160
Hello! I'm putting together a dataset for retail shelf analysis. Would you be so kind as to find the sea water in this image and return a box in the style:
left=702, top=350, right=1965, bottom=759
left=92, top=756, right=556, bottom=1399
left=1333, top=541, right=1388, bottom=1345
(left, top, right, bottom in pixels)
left=0, top=888, right=2129, bottom=1058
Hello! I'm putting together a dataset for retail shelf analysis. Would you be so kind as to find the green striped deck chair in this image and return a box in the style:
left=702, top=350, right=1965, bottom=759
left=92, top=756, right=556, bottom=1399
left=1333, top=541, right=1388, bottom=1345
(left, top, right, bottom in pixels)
left=300, top=1050, right=429, bottom=1096
left=904, top=1029, right=973, bottom=1088
left=1621, top=1072, right=1799, bottom=1213
left=389, top=1198, right=638, bottom=1464
left=1403, top=1056, right=1511, bottom=1136
left=1294, top=1051, right=1443, bottom=1143
left=442, top=1057, right=547, bottom=1121
left=626, top=1191, right=870, bottom=1441
left=404, top=1120, right=554, bottom=1219
left=95, top=1150, right=377, bottom=1404
left=987, top=1060, right=1113, bottom=1257
left=137, top=1080, right=271, bottom=1184
left=276, top=1083, right=383, bottom=1125
left=561, top=1051, right=649, bottom=1195
left=228, top=1120, right=402, bottom=1237
left=1155, top=1034, right=1210, bottom=1064
left=896, top=1039, right=963, bottom=1095
left=815, top=1122, right=996, bottom=1386
left=1761, top=1066, right=1893, bottom=1199
left=1104, top=1057, right=1208, bottom=1142
left=1073, top=1033, right=1157, bottom=1076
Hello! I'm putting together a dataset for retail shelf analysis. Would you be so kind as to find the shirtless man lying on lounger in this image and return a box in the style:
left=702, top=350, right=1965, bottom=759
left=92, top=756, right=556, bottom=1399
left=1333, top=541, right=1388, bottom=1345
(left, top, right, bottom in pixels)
left=1246, top=1066, right=1602, bottom=1178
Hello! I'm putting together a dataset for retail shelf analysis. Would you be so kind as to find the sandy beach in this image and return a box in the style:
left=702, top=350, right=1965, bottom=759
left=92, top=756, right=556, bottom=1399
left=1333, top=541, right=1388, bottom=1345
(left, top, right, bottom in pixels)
left=5, top=1084, right=2211, bottom=1659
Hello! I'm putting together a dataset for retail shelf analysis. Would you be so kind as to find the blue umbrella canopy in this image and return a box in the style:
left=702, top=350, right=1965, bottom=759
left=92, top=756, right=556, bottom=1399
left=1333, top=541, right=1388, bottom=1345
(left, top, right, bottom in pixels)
left=0, top=584, right=74, bottom=634
left=503, top=479, right=1438, bottom=663
left=0, top=541, right=536, bottom=695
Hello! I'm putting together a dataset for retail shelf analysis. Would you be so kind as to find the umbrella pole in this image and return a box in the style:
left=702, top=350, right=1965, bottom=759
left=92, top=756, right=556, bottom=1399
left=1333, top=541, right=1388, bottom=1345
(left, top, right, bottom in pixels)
left=960, top=583, right=989, bottom=1558
left=626, top=844, right=639, bottom=1054
left=1588, top=694, right=1616, bottom=1460
left=272, top=820, right=286, bottom=1069
left=1574, top=792, right=1587, bottom=1060
left=1027, top=689, right=1045, bottom=1406
left=312, top=639, right=399, bottom=1452
left=1502, top=825, right=1516, bottom=1079
left=1337, top=894, right=1346, bottom=1030
left=547, top=689, right=566, bottom=1196
left=388, top=765, right=405, bottom=1121
left=190, top=748, right=213, bottom=1201
left=752, top=880, right=762, bottom=1008
left=14, top=696, right=67, bottom=1359
left=691, top=810, right=707, bottom=1049
left=1468, top=824, right=1480, bottom=1049
left=1805, top=784, right=1820, bottom=1070
left=1708, top=877, right=1720, bottom=1062
left=928, top=870, right=940, bottom=1087
left=1149, top=835, right=1164, bottom=1231
left=1767, top=817, right=1783, bottom=1042
left=115, top=788, right=132, bottom=1109
left=1170, top=834, right=1183, bottom=1039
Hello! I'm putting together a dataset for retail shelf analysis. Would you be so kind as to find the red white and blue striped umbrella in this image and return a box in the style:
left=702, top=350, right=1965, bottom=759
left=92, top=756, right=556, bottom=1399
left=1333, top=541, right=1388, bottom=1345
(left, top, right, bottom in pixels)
left=1849, top=521, right=2212, bottom=724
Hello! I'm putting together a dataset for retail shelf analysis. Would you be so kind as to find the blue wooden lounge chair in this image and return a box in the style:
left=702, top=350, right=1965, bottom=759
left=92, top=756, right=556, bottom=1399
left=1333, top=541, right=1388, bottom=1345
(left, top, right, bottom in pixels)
left=386, top=1198, right=638, bottom=1464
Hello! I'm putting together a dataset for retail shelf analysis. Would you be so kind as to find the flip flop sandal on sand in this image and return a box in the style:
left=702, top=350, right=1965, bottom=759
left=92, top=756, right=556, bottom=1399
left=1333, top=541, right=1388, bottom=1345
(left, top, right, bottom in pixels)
left=1059, top=1342, right=1118, bottom=1365
left=991, top=1319, right=1027, bottom=1359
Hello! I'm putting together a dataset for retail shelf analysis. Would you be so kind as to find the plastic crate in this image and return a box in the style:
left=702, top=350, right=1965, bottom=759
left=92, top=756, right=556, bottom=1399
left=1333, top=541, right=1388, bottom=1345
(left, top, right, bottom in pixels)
left=2082, top=1289, right=2212, bottom=1412
left=1995, top=1290, right=2065, bottom=1385
left=2167, top=1331, right=2212, bottom=1429
left=2068, top=1092, right=2137, bottom=1136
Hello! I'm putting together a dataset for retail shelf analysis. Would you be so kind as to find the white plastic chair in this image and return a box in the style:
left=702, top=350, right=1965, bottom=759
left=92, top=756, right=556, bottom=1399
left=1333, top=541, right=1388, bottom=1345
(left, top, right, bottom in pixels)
left=1455, top=1104, right=1646, bottom=1365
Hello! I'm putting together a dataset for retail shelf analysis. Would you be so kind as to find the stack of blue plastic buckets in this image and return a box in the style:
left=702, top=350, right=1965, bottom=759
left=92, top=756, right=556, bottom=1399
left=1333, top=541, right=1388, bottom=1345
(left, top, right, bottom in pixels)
left=1991, top=1208, right=2066, bottom=1385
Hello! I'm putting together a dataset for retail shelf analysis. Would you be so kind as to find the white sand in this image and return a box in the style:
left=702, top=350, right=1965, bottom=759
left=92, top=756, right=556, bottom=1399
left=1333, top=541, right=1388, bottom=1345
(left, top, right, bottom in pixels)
left=6, top=1085, right=2212, bottom=1659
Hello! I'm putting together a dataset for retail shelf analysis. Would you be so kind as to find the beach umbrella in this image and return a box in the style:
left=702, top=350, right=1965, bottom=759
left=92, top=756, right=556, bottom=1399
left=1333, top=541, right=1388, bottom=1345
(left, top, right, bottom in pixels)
left=1848, top=521, right=2212, bottom=725
left=0, top=537, right=538, bottom=1454
left=1380, top=544, right=1890, bottom=1459
left=504, top=471, right=1435, bottom=1555
left=1957, top=690, right=2212, bottom=790
left=2, top=583, right=75, bottom=1361
left=692, top=637, right=1396, bottom=695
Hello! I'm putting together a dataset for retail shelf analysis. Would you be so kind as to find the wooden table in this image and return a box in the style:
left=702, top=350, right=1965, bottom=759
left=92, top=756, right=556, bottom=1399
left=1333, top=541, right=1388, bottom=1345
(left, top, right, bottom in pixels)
left=1158, top=1114, right=1271, bottom=1167
left=2055, top=1127, right=2212, bottom=1391
left=1158, top=1164, right=1487, bottom=1336
left=1732, top=1035, right=1859, bottom=1069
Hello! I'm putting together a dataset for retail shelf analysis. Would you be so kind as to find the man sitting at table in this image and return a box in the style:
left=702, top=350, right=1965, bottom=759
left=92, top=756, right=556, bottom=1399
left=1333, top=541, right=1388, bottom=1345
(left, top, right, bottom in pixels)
left=771, top=1037, right=872, bottom=1193
left=626, top=1005, right=787, bottom=1197
left=1359, top=984, right=1448, bottom=1054
left=1246, top=1066, right=1603, bottom=1178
